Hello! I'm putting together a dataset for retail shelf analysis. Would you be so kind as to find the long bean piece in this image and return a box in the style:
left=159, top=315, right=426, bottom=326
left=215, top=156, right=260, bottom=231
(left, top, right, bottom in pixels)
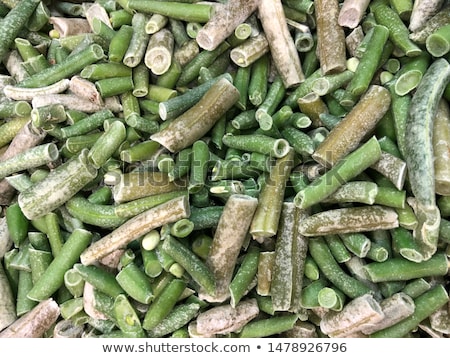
left=404, top=58, right=450, bottom=260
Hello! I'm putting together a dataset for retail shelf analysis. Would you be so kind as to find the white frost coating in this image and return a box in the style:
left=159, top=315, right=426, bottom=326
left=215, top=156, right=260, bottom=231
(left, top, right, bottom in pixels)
left=409, top=0, right=445, bottom=32
left=80, top=196, right=190, bottom=265
left=196, top=0, right=260, bottom=51
left=202, top=194, right=258, bottom=302
left=0, top=217, right=12, bottom=259
left=3, top=79, right=70, bottom=101
left=49, top=17, right=91, bottom=37
left=338, top=0, right=371, bottom=29
left=370, top=152, right=407, bottom=190
left=320, top=294, right=384, bottom=337
left=298, top=205, right=399, bottom=236
left=361, top=293, right=415, bottom=335
left=0, top=298, right=60, bottom=338
left=195, top=299, right=259, bottom=335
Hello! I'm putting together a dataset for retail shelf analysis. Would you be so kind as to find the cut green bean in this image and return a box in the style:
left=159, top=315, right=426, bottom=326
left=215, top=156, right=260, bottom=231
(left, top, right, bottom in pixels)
left=18, top=149, right=98, bottom=220
left=128, top=0, right=213, bottom=23
left=250, top=150, right=294, bottom=241
left=229, top=245, right=259, bottom=308
left=364, top=252, right=448, bottom=283
left=371, top=0, right=422, bottom=57
left=295, top=136, right=382, bottom=209
left=238, top=314, right=298, bottom=338
left=405, top=58, right=450, bottom=260
left=370, top=284, right=449, bottom=338
left=113, top=294, right=145, bottom=338
left=203, top=194, right=258, bottom=301
left=18, top=44, right=105, bottom=88
left=314, top=86, right=390, bottom=167
left=26, top=229, right=93, bottom=302
left=142, top=278, right=186, bottom=331
left=151, top=78, right=239, bottom=153
left=116, top=262, right=153, bottom=304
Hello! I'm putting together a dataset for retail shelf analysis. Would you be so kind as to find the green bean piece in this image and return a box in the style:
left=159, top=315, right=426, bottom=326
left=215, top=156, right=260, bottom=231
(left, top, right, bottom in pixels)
left=222, top=133, right=290, bottom=159
left=394, top=52, right=431, bottom=96
left=144, top=28, right=174, bottom=76
left=250, top=149, right=294, bottom=241
left=258, top=0, right=305, bottom=87
left=346, top=25, right=390, bottom=96
left=141, top=248, right=163, bottom=278
left=87, top=121, right=127, bottom=169
left=123, top=12, right=150, bottom=68
left=324, top=235, right=352, bottom=264
left=63, top=268, right=85, bottom=298
left=26, top=229, right=92, bottom=302
left=299, top=205, right=399, bottom=237
left=5, top=202, right=29, bottom=247
left=248, top=54, right=269, bottom=106
left=16, top=270, right=37, bottom=316
left=60, top=109, right=115, bottom=139
left=300, top=278, right=328, bottom=309
left=159, top=235, right=214, bottom=297
left=405, top=59, right=450, bottom=260
left=0, top=261, right=16, bottom=331
left=29, top=248, right=52, bottom=285
left=364, top=252, right=448, bottom=283
left=0, top=118, right=29, bottom=149
left=315, top=0, right=346, bottom=75
left=339, top=233, right=371, bottom=258
left=229, top=33, right=269, bottom=68
left=238, top=314, right=298, bottom=338
left=318, top=286, right=346, bottom=311
left=188, top=140, right=209, bottom=194
left=320, top=293, right=384, bottom=337
left=402, top=278, right=431, bottom=299
left=159, top=73, right=231, bottom=121
left=113, top=294, right=146, bottom=338
left=308, top=237, right=372, bottom=299
left=371, top=0, right=422, bottom=57
left=108, top=25, right=133, bottom=63
left=391, top=226, right=423, bottom=262
left=74, top=263, right=125, bottom=300
left=177, top=41, right=230, bottom=87
left=433, top=99, right=450, bottom=195
left=120, top=140, right=160, bottom=163
left=314, top=86, right=390, bottom=167
left=295, top=136, right=382, bottom=209
left=17, top=149, right=98, bottom=220
left=81, top=196, right=189, bottom=266
left=95, top=76, right=134, bottom=98
left=128, top=0, right=213, bottom=23
left=229, top=245, right=259, bottom=308
left=147, top=302, right=200, bottom=338
left=188, top=206, right=223, bottom=231
left=142, top=278, right=187, bottom=331
left=43, top=212, right=64, bottom=258
left=151, top=78, right=239, bottom=153
left=65, top=195, right=126, bottom=229
left=255, top=75, right=286, bottom=130
left=169, top=218, right=194, bottom=239
left=426, top=24, right=450, bottom=57
left=233, top=66, right=251, bottom=111
left=18, top=44, right=104, bottom=88
left=322, top=181, right=378, bottom=206
left=370, top=284, right=449, bottom=338
left=116, top=262, right=153, bottom=304
left=0, top=0, right=41, bottom=62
